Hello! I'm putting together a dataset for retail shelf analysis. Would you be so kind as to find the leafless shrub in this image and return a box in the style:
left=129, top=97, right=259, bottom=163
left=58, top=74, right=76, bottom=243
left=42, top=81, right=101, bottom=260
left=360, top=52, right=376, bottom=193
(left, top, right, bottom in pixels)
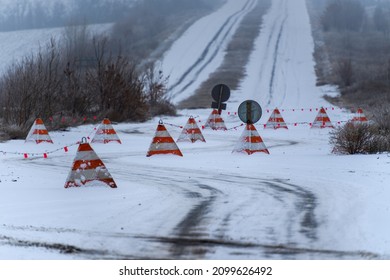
left=336, top=58, right=354, bottom=87
left=0, top=124, right=27, bottom=140
left=143, top=63, right=176, bottom=116
left=0, top=26, right=173, bottom=139
left=330, top=122, right=389, bottom=154
left=372, top=105, right=390, bottom=134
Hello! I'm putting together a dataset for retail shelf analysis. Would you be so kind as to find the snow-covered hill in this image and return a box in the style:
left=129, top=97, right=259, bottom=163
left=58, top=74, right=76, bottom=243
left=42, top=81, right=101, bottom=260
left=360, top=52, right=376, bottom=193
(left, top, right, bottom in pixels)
left=0, top=0, right=389, bottom=260
left=0, top=23, right=112, bottom=76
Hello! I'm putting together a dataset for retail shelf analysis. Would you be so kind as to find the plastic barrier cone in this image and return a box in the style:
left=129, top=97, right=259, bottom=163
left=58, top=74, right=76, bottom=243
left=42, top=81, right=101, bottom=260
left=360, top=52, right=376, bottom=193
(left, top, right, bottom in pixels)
left=91, top=118, right=122, bottom=144
left=65, top=138, right=117, bottom=188
left=147, top=120, right=183, bottom=157
left=177, top=116, right=206, bottom=143
left=25, top=118, right=53, bottom=144
left=351, top=108, right=368, bottom=123
left=265, top=108, right=288, bottom=129
left=233, top=123, right=270, bottom=155
left=311, top=107, right=334, bottom=128
left=204, top=109, right=227, bottom=130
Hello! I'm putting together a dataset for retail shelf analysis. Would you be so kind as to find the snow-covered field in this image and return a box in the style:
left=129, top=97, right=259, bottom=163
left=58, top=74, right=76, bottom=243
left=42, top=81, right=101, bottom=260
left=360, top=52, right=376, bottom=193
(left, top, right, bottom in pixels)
left=0, top=23, right=112, bottom=76
left=1, top=0, right=389, bottom=259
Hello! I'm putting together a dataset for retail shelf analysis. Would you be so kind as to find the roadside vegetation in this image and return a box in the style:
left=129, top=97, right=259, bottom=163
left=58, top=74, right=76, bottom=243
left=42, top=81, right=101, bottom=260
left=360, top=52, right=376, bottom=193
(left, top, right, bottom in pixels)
left=0, top=0, right=225, bottom=140
left=307, top=0, right=390, bottom=153
left=0, top=31, right=173, bottom=139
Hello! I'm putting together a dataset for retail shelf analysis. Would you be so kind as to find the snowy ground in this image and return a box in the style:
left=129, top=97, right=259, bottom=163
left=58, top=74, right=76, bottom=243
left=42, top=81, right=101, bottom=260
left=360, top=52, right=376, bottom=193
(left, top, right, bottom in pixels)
left=0, top=23, right=112, bottom=76
left=0, top=0, right=390, bottom=259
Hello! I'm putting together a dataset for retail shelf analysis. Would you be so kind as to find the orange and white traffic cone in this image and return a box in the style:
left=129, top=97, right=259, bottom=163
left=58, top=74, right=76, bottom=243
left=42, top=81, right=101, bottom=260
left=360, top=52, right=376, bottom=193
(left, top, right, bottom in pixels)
left=64, top=138, right=117, bottom=188
left=265, top=108, right=288, bottom=129
left=25, top=118, right=53, bottom=144
left=177, top=116, right=206, bottom=143
left=351, top=108, right=368, bottom=123
left=91, top=118, right=122, bottom=144
left=147, top=120, right=183, bottom=157
left=311, top=107, right=334, bottom=128
left=233, top=123, right=270, bottom=155
left=204, top=109, right=227, bottom=130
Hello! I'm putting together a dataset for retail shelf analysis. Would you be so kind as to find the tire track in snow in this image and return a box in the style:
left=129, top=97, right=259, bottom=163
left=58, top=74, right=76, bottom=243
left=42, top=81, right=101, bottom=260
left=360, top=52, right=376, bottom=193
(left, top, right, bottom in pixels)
left=167, top=0, right=257, bottom=100
left=0, top=230, right=380, bottom=260
left=267, top=16, right=287, bottom=106
left=168, top=182, right=223, bottom=258
left=8, top=143, right=383, bottom=259
left=240, top=0, right=289, bottom=107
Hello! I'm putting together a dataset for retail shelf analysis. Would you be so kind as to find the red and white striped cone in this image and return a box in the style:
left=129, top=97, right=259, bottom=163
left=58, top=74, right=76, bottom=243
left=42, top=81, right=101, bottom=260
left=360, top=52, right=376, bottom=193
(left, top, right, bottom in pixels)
left=147, top=120, right=183, bottom=157
left=311, top=107, right=334, bottom=128
left=265, top=108, right=288, bottom=129
left=64, top=138, right=117, bottom=188
left=177, top=116, right=206, bottom=143
left=351, top=108, right=368, bottom=123
left=233, top=123, right=270, bottom=155
left=91, top=118, right=122, bottom=144
left=204, top=109, right=227, bottom=130
left=25, top=118, right=53, bottom=144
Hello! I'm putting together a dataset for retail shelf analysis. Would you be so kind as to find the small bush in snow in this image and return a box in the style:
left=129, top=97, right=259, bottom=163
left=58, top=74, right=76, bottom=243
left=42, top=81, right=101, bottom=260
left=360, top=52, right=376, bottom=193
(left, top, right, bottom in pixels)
left=372, top=106, right=390, bottom=134
left=330, top=122, right=389, bottom=154
left=0, top=124, right=26, bottom=140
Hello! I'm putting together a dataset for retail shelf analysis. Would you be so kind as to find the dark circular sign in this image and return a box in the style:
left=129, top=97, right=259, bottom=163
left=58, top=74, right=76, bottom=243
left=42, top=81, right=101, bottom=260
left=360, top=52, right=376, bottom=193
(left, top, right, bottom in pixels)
left=237, top=100, right=262, bottom=124
left=211, top=84, right=230, bottom=102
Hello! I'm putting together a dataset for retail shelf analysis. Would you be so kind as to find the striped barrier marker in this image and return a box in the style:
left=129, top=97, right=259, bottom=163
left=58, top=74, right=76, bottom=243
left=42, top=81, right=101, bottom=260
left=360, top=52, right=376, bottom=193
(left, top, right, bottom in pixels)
left=147, top=120, right=183, bottom=157
left=265, top=108, right=288, bottom=129
left=25, top=118, right=53, bottom=144
left=233, top=124, right=270, bottom=155
left=177, top=116, right=206, bottom=143
left=91, top=118, right=122, bottom=144
left=64, top=138, right=117, bottom=188
left=311, top=107, right=334, bottom=128
left=204, top=109, right=227, bottom=131
left=351, top=108, right=368, bottom=123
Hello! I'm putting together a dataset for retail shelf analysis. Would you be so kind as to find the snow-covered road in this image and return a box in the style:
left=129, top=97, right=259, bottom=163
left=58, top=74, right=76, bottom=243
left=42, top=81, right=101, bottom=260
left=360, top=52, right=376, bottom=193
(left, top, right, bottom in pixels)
left=236, top=0, right=336, bottom=121
left=1, top=0, right=390, bottom=259
left=162, top=0, right=258, bottom=104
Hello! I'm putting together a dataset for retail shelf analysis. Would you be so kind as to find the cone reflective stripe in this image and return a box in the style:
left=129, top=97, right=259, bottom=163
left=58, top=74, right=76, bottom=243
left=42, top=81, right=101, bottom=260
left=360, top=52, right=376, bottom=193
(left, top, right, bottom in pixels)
left=25, top=118, right=53, bottom=144
left=265, top=108, right=288, bottom=129
left=65, top=139, right=117, bottom=188
left=351, top=108, right=368, bottom=123
left=233, top=124, right=270, bottom=155
left=311, top=107, right=334, bottom=128
left=204, top=109, right=227, bottom=130
left=147, top=121, right=183, bottom=157
left=91, top=118, right=121, bottom=144
left=177, top=116, right=206, bottom=143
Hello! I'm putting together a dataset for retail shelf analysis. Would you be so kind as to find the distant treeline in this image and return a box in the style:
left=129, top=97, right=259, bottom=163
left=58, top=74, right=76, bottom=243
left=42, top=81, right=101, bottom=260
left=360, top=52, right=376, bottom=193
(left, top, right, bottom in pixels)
left=0, top=0, right=135, bottom=32
left=309, top=0, right=390, bottom=108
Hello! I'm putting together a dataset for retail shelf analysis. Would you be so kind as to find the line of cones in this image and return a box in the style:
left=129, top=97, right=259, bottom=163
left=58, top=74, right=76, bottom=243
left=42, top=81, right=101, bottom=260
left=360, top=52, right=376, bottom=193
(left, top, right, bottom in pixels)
left=25, top=107, right=366, bottom=146
left=26, top=107, right=370, bottom=188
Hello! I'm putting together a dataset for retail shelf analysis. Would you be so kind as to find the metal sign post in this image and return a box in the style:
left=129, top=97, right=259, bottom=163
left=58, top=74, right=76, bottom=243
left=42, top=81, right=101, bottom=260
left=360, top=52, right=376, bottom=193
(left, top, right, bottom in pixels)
left=211, top=84, right=230, bottom=115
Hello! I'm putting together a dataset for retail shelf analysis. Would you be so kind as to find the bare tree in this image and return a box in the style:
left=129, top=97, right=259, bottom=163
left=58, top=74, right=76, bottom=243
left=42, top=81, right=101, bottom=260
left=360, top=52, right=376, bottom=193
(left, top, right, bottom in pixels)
left=336, top=58, right=354, bottom=87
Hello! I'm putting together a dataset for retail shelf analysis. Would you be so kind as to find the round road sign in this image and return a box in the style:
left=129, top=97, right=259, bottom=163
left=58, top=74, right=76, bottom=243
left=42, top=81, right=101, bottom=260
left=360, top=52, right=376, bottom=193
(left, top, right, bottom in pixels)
left=237, top=100, right=262, bottom=124
left=211, top=84, right=230, bottom=102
